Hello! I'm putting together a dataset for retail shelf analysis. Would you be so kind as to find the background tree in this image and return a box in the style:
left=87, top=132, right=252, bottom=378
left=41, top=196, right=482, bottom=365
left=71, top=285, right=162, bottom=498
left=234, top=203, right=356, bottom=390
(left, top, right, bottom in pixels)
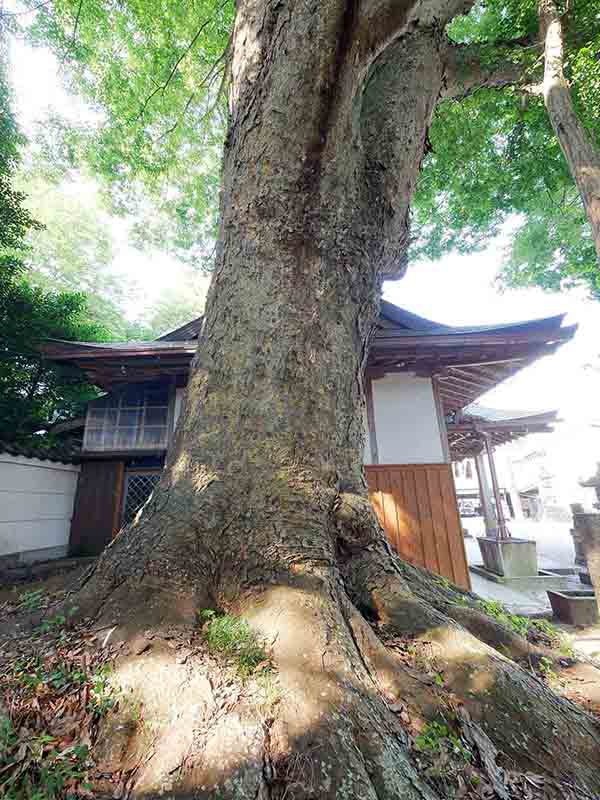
left=10, top=0, right=600, bottom=797
left=141, top=267, right=209, bottom=336
left=0, top=22, right=103, bottom=442
left=19, top=0, right=600, bottom=297
left=0, top=278, right=105, bottom=442
left=17, top=171, right=150, bottom=338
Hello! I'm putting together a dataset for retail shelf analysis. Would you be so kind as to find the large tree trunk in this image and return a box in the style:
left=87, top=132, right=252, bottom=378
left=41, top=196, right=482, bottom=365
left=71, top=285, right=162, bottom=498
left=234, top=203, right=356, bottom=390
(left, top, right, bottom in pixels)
left=70, top=2, right=600, bottom=797
left=538, top=0, right=600, bottom=264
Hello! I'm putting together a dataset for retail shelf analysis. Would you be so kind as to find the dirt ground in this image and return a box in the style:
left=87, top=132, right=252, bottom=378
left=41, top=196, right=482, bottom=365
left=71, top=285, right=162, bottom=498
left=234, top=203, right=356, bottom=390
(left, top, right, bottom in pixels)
left=0, top=563, right=90, bottom=608
left=1, top=568, right=600, bottom=799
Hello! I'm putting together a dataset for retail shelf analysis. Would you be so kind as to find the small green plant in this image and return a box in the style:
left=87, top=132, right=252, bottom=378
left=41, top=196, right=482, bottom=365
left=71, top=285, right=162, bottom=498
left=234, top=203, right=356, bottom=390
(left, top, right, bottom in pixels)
left=537, top=655, right=559, bottom=682
left=10, top=656, right=91, bottom=697
left=200, top=609, right=269, bottom=678
left=88, top=663, right=119, bottom=715
left=478, top=600, right=530, bottom=638
left=19, top=589, right=46, bottom=612
left=36, top=605, right=79, bottom=636
left=414, top=720, right=471, bottom=762
left=256, top=671, right=282, bottom=714
left=37, top=613, right=67, bottom=635
left=0, top=718, right=91, bottom=799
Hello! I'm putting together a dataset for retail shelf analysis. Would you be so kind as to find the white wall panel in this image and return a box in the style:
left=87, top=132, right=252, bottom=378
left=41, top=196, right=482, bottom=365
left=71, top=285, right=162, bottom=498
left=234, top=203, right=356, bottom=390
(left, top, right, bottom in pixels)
left=0, top=455, right=80, bottom=561
left=365, top=374, right=445, bottom=465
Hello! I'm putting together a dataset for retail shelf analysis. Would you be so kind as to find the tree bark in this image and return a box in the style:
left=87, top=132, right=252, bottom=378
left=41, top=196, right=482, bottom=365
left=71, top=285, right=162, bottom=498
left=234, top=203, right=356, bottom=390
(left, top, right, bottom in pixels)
left=538, top=0, right=600, bottom=265
left=68, top=2, right=600, bottom=796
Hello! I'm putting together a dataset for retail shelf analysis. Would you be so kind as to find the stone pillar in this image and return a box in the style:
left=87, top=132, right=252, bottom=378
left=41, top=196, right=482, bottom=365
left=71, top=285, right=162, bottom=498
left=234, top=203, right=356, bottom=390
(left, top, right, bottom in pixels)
left=573, top=513, right=600, bottom=612
left=483, top=434, right=510, bottom=539
left=475, top=451, right=497, bottom=538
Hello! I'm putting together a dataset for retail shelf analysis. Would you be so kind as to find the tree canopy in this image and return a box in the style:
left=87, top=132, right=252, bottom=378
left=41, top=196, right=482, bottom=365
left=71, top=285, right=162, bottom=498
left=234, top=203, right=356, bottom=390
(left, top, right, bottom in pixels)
left=25, top=0, right=232, bottom=265
left=412, top=0, right=600, bottom=296
left=14, top=0, right=600, bottom=295
left=0, top=25, right=104, bottom=442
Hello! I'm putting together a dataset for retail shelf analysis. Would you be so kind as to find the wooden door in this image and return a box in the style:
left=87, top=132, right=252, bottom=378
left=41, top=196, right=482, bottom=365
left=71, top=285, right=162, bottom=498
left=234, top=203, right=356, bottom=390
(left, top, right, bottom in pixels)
left=69, top=460, right=125, bottom=556
left=365, top=464, right=471, bottom=590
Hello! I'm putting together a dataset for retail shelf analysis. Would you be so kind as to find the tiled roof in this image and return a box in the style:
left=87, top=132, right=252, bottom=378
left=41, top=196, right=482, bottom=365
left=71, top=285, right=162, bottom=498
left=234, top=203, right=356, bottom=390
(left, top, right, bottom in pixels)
left=0, top=439, right=81, bottom=464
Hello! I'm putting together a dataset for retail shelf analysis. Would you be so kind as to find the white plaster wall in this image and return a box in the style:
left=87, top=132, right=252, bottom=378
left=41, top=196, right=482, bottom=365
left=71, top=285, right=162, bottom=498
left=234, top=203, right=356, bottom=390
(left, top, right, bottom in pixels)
left=367, top=374, right=445, bottom=465
left=0, top=454, right=80, bottom=562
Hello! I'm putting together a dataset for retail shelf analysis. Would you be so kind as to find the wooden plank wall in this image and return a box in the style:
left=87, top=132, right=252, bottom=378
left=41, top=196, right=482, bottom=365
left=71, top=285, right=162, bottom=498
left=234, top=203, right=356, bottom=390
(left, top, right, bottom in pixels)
left=365, top=464, right=471, bottom=590
left=69, top=460, right=125, bottom=557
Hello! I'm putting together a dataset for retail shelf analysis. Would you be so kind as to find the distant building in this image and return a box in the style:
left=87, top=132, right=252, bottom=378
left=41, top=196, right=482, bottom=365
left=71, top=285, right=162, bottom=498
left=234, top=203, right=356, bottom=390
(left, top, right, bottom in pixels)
left=454, top=423, right=600, bottom=524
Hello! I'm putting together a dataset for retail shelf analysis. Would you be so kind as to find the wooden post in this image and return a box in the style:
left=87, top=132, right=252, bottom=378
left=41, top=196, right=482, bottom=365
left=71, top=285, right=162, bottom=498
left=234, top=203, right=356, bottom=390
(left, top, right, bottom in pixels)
left=365, top=376, right=379, bottom=465
left=483, top=433, right=510, bottom=539
left=432, top=376, right=451, bottom=463
left=475, top=451, right=498, bottom=538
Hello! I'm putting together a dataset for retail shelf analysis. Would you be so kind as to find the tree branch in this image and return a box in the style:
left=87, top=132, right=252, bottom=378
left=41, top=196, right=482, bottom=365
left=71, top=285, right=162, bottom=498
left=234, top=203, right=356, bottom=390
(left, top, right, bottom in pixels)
left=72, top=0, right=84, bottom=38
left=357, top=0, right=479, bottom=62
left=442, top=39, right=539, bottom=100
left=153, top=39, right=231, bottom=143
left=135, top=0, right=228, bottom=121
left=0, top=0, right=52, bottom=17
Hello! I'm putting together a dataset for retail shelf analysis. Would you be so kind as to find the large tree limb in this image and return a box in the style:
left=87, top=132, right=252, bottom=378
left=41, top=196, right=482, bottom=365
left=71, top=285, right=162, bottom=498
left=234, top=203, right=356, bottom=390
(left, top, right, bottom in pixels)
left=357, top=0, right=478, bottom=61
left=360, top=28, right=446, bottom=277
left=442, top=39, right=537, bottom=99
left=538, top=0, right=600, bottom=264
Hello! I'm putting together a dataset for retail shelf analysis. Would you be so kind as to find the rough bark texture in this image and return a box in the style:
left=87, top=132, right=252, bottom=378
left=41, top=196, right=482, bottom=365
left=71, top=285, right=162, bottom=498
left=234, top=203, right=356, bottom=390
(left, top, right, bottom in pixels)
left=538, top=0, right=600, bottom=264
left=67, top=1, right=600, bottom=797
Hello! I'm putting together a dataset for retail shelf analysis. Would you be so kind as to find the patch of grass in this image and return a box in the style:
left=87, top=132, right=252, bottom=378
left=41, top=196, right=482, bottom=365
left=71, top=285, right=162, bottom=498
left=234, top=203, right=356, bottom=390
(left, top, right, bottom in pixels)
left=199, top=609, right=270, bottom=678
left=414, top=720, right=472, bottom=762
left=478, top=600, right=531, bottom=638
left=478, top=600, right=570, bottom=651
left=18, top=589, right=46, bottom=612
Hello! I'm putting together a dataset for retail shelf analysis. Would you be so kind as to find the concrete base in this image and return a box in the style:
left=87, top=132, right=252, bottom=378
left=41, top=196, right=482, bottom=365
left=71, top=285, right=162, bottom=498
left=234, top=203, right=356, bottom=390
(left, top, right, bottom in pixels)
left=470, top=564, right=573, bottom=590
left=0, top=544, right=68, bottom=570
left=0, top=555, right=96, bottom=585
left=477, top=537, right=537, bottom=578
left=547, top=590, right=599, bottom=626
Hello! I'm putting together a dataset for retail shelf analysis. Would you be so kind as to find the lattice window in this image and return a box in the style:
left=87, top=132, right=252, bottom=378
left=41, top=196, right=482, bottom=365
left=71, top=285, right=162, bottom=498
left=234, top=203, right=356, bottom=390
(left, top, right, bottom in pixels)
left=84, top=385, right=170, bottom=452
left=122, top=471, right=161, bottom=526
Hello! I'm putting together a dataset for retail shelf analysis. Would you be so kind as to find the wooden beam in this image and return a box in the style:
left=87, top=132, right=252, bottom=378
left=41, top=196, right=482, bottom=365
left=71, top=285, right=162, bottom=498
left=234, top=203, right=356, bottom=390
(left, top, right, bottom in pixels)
left=440, top=373, right=493, bottom=393
left=447, top=422, right=554, bottom=433
left=446, top=366, right=497, bottom=388
left=437, top=385, right=473, bottom=403
left=112, top=462, right=125, bottom=538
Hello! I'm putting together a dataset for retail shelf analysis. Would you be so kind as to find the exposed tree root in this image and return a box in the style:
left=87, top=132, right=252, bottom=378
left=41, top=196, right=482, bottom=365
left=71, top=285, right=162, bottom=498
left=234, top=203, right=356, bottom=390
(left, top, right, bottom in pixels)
left=342, top=541, right=600, bottom=792
left=20, top=492, right=596, bottom=798
left=4, top=556, right=600, bottom=800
